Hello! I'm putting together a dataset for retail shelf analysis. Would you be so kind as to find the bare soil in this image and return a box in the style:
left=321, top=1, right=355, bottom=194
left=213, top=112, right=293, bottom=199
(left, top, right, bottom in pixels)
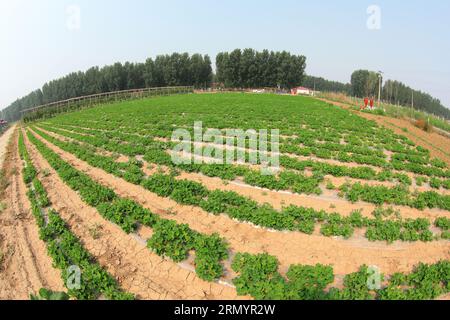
left=0, top=128, right=65, bottom=299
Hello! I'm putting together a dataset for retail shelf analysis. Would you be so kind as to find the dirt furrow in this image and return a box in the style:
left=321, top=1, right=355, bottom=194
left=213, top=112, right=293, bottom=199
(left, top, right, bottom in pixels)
left=23, top=128, right=243, bottom=300
left=0, top=129, right=65, bottom=299
left=27, top=128, right=450, bottom=277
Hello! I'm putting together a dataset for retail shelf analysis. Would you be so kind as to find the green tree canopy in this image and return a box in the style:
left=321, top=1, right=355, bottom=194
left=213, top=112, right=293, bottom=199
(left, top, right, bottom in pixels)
left=216, top=49, right=306, bottom=89
left=2, top=52, right=213, bottom=122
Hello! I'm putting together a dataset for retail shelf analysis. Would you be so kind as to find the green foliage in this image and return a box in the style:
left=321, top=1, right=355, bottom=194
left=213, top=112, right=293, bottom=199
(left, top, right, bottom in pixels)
left=27, top=129, right=229, bottom=282
left=194, top=233, right=229, bottom=281
left=378, top=261, right=450, bottom=300
left=351, top=70, right=379, bottom=98
left=340, top=182, right=449, bottom=211
left=30, top=288, right=70, bottom=300
left=331, top=266, right=374, bottom=300
left=216, top=49, right=306, bottom=89
left=232, top=252, right=450, bottom=300
left=21, top=138, right=133, bottom=300
left=142, top=173, right=175, bottom=197
left=7, top=53, right=212, bottom=123
left=147, top=220, right=195, bottom=262
left=22, top=91, right=450, bottom=301
left=435, top=217, right=450, bottom=231
left=170, top=179, right=208, bottom=206
left=97, top=199, right=138, bottom=233
left=286, top=264, right=334, bottom=300
left=32, top=178, right=50, bottom=207
left=231, top=253, right=284, bottom=300
left=30, top=123, right=442, bottom=243
left=435, top=217, right=450, bottom=239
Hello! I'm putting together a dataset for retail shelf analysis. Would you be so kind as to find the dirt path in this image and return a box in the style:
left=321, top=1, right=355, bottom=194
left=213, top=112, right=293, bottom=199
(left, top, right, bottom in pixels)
left=23, top=128, right=243, bottom=300
left=0, top=125, right=16, bottom=168
left=319, top=98, right=450, bottom=165
left=0, top=128, right=65, bottom=299
left=27, top=128, right=450, bottom=277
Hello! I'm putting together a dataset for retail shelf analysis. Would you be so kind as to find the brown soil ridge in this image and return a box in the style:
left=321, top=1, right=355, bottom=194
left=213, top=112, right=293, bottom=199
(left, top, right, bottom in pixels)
left=0, top=128, right=65, bottom=299
left=26, top=128, right=450, bottom=277
left=22, top=128, right=243, bottom=300
left=0, top=125, right=16, bottom=168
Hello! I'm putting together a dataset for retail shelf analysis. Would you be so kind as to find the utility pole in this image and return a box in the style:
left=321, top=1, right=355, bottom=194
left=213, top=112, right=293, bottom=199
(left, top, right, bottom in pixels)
left=377, top=71, right=383, bottom=108
left=395, top=82, right=399, bottom=106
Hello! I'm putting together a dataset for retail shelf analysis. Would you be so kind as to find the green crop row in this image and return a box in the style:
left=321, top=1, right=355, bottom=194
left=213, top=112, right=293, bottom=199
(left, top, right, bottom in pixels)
left=280, top=156, right=412, bottom=185
left=232, top=252, right=450, bottom=300
left=142, top=173, right=443, bottom=242
left=339, top=182, right=450, bottom=211
left=38, top=93, right=445, bottom=172
left=430, top=177, right=450, bottom=190
left=37, top=122, right=450, bottom=188
left=34, top=125, right=324, bottom=195
left=29, top=127, right=444, bottom=243
left=37, top=122, right=450, bottom=215
left=38, top=123, right=450, bottom=210
left=33, top=127, right=145, bottom=185
left=25, top=127, right=450, bottom=300
left=435, top=217, right=450, bottom=239
left=19, top=131, right=133, bottom=300
left=26, top=129, right=229, bottom=282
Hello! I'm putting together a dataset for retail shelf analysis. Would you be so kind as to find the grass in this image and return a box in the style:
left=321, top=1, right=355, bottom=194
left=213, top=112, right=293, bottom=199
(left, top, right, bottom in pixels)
left=318, top=92, right=450, bottom=133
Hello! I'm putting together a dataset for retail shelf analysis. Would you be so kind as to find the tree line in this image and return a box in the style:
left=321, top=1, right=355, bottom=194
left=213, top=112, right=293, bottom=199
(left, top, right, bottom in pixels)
left=1, top=53, right=212, bottom=122
left=216, top=49, right=307, bottom=89
left=350, top=70, right=450, bottom=119
left=302, top=75, right=351, bottom=94
left=382, top=79, right=450, bottom=119
left=2, top=51, right=449, bottom=121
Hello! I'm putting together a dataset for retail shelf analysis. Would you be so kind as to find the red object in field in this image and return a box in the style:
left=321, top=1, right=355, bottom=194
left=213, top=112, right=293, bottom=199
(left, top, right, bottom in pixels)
left=370, top=98, right=374, bottom=108
left=364, top=97, right=369, bottom=109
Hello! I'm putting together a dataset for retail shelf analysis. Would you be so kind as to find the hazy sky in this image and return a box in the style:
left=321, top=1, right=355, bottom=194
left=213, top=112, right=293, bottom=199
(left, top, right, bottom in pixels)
left=1, top=0, right=449, bottom=110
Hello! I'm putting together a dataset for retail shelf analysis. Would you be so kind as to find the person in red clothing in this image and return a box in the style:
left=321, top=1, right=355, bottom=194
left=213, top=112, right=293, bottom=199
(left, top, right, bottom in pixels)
left=362, top=97, right=369, bottom=110
left=369, top=96, right=375, bottom=110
